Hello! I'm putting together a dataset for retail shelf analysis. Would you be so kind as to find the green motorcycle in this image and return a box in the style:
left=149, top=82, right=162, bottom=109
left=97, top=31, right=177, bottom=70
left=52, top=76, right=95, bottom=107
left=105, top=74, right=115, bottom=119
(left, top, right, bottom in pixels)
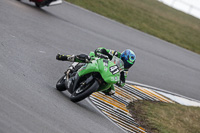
left=56, top=52, right=124, bottom=102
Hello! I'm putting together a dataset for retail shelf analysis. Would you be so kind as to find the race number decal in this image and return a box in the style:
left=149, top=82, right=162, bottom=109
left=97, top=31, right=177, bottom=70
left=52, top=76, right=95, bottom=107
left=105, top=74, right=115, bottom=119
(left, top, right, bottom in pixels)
left=110, top=65, right=119, bottom=75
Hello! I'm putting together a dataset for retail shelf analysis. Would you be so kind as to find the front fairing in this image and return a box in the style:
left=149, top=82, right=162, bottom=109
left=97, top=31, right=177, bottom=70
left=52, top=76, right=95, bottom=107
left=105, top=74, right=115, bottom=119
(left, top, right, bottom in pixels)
left=77, top=57, right=124, bottom=84
left=77, top=59, right=99, bottom=77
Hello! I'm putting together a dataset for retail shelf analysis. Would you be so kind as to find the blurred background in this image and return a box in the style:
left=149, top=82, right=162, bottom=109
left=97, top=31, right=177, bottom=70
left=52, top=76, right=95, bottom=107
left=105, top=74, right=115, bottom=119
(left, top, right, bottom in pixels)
left=159, top=0, right=200, bottom=19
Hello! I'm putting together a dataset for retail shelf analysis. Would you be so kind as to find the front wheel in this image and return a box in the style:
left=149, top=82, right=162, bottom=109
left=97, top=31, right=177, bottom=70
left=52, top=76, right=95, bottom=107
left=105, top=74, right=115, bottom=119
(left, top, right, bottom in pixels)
left=70, top=80, right=99, bottom=102
left=56, top=75, right=67, bottom=91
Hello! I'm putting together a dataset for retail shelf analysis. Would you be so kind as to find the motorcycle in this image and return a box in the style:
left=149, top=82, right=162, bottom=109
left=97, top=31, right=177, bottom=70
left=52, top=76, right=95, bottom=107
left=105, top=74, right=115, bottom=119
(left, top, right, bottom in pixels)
left=56, top=52, right=124, bottom=102
left=29, top=0, right=62, bottom=8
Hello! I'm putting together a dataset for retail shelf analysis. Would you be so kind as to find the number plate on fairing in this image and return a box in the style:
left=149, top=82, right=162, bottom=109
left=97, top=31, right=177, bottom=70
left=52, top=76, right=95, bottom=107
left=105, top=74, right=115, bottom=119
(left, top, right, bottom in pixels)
left=110, top=65, right=120, bottom=75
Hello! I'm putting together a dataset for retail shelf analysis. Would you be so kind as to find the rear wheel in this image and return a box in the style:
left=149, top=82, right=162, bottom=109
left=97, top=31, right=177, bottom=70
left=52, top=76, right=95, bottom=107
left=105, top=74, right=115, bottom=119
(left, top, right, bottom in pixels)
left=35, top=2, right=41, bottom=8
left=70, top=80, right=99, bottom=102
left=56, top=75, right=67, bottom=91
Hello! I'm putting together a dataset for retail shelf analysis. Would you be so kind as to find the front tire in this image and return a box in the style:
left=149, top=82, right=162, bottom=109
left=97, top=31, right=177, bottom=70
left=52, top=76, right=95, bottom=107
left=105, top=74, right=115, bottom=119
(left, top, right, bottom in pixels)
left=70, top=80, right=99, bottom=102
left=56, top=75, right=67, bottom=91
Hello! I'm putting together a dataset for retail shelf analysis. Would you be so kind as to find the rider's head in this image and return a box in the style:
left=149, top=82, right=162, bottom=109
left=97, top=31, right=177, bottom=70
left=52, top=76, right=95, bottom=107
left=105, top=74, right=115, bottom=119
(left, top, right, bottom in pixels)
left=120, top=49, right=136, bottom=70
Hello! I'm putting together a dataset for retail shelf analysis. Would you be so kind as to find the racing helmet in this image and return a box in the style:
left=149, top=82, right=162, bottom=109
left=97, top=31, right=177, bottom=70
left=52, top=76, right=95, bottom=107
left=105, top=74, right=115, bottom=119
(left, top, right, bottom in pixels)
left=120, top=49, right=136, bottom=69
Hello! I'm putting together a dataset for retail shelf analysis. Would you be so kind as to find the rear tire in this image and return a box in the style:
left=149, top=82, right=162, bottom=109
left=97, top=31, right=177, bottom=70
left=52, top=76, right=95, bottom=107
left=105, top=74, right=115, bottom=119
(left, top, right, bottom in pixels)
left=35, top=2, right=41, bottom=8
left=70, top=80, right=99, bottom=102
left=56, top=75, right=67, bottom=91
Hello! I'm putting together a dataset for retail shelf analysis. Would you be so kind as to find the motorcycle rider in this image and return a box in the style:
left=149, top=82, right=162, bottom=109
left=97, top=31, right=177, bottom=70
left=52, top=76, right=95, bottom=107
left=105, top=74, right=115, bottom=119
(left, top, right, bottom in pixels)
left=56, top=47, right=136, bottom=96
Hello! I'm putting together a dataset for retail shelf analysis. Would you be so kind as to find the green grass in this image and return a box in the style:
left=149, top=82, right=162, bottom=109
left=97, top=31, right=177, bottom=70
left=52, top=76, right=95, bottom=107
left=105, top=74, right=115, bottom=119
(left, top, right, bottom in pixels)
left=66, top=0, right=200, bottom=54
left=127, top=100, right=200, bottom=133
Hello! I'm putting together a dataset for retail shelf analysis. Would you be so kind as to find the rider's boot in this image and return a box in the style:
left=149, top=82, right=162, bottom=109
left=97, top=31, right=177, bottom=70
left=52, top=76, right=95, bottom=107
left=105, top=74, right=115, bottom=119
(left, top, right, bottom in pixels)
left=56, top=54, right=90, bottom=63
left=56, top=54, right=75, bottom=61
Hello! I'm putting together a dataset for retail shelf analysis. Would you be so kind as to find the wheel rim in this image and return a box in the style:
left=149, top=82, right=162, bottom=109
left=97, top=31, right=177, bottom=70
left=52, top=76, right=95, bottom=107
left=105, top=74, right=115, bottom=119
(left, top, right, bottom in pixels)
left=75, top=88, right=84, bottom=94
left=73, top=83, right=91, bottom=96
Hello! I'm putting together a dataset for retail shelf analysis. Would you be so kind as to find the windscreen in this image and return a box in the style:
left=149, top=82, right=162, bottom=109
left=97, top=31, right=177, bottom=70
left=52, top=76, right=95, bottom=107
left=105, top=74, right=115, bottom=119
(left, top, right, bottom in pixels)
left=111, top=56, right=124, bottom=72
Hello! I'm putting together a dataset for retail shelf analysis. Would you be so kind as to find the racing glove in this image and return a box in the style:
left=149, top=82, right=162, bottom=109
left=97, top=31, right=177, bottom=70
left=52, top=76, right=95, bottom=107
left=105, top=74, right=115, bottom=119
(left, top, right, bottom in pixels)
left=95, top=48, right=112, bottom=60
left=116, top=71, right=126, bottom=87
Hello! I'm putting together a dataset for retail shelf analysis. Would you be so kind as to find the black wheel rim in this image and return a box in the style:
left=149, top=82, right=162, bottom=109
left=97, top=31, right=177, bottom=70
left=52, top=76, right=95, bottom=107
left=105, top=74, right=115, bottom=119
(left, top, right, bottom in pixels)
left=73, top=83, right=91, bottom=96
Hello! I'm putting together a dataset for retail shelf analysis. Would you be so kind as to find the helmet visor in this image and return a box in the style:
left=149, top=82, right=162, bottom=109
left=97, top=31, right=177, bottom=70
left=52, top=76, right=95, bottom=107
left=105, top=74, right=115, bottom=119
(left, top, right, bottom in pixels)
left=124, top=60, right=135, bottom=69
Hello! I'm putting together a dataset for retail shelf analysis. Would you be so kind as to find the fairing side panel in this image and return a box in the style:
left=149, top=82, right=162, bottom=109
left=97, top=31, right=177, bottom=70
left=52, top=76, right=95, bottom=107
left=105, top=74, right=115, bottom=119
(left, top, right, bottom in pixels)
left=77, top=60, right=99, bottom=77
left=98, top=59, right=120, bottom=84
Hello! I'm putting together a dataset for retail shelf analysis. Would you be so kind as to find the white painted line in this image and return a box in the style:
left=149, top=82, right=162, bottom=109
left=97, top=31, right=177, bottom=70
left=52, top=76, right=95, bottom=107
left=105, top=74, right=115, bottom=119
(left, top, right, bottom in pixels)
left=86, top=98, right=129, bottom=133
left=155, top=91, right=200, bottom=107
left=126, top=81, right=200, bottom=103
left=39, top=51, right=46, bottom=54
left=10, top=35, right=16, bottom=38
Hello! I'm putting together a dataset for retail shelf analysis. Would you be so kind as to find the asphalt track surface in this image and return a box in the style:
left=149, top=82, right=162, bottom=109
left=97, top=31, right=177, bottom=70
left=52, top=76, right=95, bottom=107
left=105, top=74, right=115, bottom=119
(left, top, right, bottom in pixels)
left=0, top=0, right=200, bottom=133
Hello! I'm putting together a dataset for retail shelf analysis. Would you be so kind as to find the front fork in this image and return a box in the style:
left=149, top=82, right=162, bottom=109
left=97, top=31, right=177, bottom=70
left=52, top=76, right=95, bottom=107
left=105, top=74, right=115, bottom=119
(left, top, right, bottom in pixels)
left=67, top=73, right=95, bottom=94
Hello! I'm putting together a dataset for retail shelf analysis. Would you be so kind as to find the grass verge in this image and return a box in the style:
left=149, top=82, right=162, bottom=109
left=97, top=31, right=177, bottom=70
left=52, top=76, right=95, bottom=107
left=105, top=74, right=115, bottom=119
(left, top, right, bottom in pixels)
left=127, top=100, right=200, bottom=133
left=66, top=0, right=200, bottom=54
